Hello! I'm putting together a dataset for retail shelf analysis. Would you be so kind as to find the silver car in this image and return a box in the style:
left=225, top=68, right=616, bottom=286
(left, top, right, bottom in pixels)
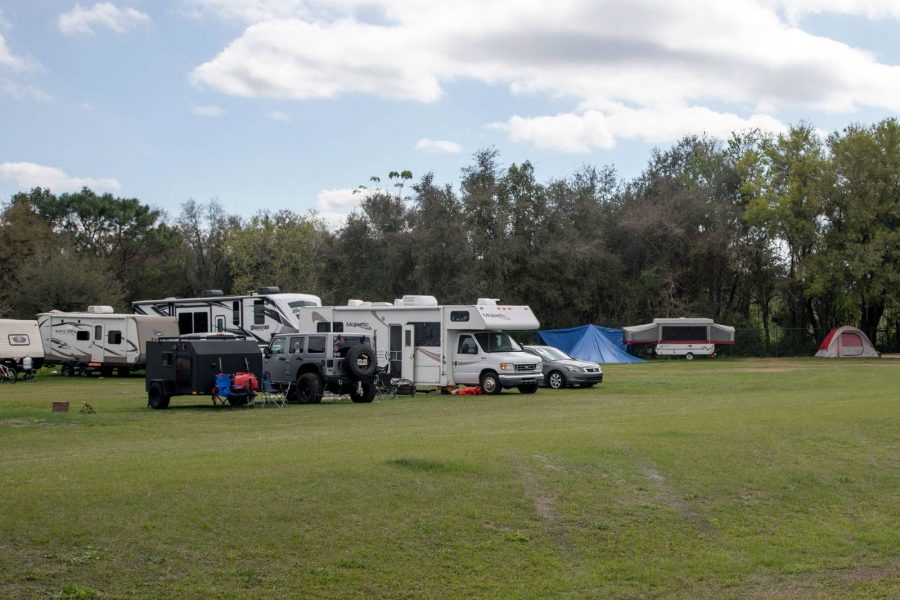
left=523, top=345, right=603, bottom=389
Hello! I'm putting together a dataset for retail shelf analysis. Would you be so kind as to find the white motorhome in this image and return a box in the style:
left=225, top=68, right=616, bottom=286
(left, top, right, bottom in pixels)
left=0, top=319, right=44, bottom=370
left=295, top=296, right=544, bottom=394
left=37, top=306, right=178, bottom=376
left=133, top=287, right=322, bottom=345
left=622, top=317, right=735, bottom=359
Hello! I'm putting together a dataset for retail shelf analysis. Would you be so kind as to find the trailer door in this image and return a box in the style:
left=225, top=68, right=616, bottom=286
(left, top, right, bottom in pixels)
left=91, top=323, right=104, bottom=364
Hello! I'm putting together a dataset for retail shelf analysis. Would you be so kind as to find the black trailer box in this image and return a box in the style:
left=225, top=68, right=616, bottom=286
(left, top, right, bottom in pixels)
left=145, top=337, right=262, bottom=408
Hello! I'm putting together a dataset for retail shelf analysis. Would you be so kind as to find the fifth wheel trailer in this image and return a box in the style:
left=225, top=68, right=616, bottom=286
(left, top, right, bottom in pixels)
left=622, top=317, right=735, bottom=359
left=294, top=296, right=544, bottom=394
left=133, top=288, right=322, bottom=345
left=37, top=306, right=178, bottom=376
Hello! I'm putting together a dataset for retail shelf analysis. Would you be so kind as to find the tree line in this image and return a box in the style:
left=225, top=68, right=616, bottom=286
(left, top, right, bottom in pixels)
left=1, top=119, right=897, bottom=355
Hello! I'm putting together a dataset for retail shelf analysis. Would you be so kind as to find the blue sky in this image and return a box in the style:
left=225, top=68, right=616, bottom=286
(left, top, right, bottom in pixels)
left=1, top=1, right=899, bottom=226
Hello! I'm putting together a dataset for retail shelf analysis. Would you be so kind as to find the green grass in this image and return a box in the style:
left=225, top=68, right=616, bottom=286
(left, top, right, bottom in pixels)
left=1, top=358, right=898, bottom=599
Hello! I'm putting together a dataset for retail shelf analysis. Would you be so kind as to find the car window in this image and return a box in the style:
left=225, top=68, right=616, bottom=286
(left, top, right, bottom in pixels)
left=289, top=336, right=304, bottom=354
left=270, top=337, right=286, bottom=355
left=307, top=336, right=325, bottom=354
left=457, top=335, right=478, bottom=355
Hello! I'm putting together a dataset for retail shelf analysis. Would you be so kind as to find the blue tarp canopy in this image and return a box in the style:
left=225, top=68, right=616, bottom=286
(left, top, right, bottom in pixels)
left=537, top=324, right=644, bottom=364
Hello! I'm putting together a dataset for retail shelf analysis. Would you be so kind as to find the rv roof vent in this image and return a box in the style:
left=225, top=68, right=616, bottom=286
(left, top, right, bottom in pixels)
left=347, top=299, right=371, bottom=307
left=87, top=305, right=115, bottom=314
left=399, top=295, right=438, bottom=306
left=477, top=298, right=500, bottom=306
left=258, top=286, right=281, bottom=295
left=200, top=289, right=224, bottom=297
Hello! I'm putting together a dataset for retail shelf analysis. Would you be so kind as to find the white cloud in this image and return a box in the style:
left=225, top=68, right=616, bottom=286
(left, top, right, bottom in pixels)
left=314, top=187, right=362, bottom=228
left=0, top=162, right=121, bottom=193
left=1, top=78, right=53, bottom=102
left=58, top=2, right=151, bottom=35
left=192, top=104, right=225, bottom=116
left=496, top=105, right=787, bottom=153
left=415, top=138, right=462, bottom=154
left=180, top=0, right=314, bottom=23
left=766, top=0, right=900, bottom=21
left=266, top=109, right=290, bottom=121
left=190, top=0, right=900, bottom=150
left=0, top=32, right=38, bottom=71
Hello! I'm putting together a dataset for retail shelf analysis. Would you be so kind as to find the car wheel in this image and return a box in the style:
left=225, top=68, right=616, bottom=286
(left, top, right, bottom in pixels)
left=350, top=381, right=376, bottom=403
left=547, top=371, right=566, bottom=390
left=296, top=373, right=323, bottom=404
left=148, top=382, right=170, bottom=409
left=480, top=372, right=502, bottom=395
left=685, top=352, right=694, bottom=360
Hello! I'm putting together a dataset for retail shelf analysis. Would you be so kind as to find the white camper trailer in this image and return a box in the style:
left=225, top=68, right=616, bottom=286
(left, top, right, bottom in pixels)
left=0, top=319, right=44, bottom=370
left=37, top=306, right=178, bottom=376
left=294, top=296, right=544, bottom=393
left=133, top=288, right=322, bottom=345
left=622, top=317, right=735, bottom=359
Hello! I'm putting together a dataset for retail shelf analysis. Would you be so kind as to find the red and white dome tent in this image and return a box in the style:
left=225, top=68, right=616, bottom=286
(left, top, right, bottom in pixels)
left=815, top=326, right=880, bottom=358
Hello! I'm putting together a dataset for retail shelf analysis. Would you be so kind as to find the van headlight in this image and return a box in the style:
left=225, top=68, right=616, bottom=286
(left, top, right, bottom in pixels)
left=499, top=363, right=513, bottom=371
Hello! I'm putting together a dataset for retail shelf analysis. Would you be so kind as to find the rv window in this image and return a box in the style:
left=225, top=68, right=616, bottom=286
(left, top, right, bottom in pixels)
left=74, top=330, right=89, bottom=341
left=254, top=299, right=265, bottom=325
left=289, top=337, right=304, bottom=354
left=661, top=325, right=708, bottom=342
left=316, top=322, right=331, bottom=333
left=94, top=325, right=102, bottom=340
left=193, top=312, right=208, bottom=333
left=107, top=330, right=122, bottom=345
left=269, top=337, right=286, bottom=355
left=411, top=322, right=440, bottom=346
left=450, top=311, right=469, bottom=322
left=332, top=322, right=344, bottom=333
left=178, top=312, right=193, bottom=334
left=307, top=336, right=325, bottom=354
left=288, top=300, right=317, bottom=308
left=457, top=336, right=477, bottom=355
left=8, top=334, right=29, bottom=345
left=162, top=352, right=173, bottom=367
left=215, top=316, right=225, bottom=333
left=232, top=301, right=240, bottom=325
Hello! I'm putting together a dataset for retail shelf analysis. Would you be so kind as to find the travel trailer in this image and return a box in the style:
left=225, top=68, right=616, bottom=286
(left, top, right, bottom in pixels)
left=37, top=306, right=179, bottom=376
left=0, top=319, right=44, bottom=370
left=294, top=296, right=544, bottom=394
left=622, top=317, right=735, bottom=359
left=133, top=288, right=322, bottom=345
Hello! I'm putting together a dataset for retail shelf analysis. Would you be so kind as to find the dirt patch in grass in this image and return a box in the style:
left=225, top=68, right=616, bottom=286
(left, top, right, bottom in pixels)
left=742, top=563, right=900, bottom=598
left=640, top=464, right=712, bottom=532
left=518, top=457, right=573, bottom=557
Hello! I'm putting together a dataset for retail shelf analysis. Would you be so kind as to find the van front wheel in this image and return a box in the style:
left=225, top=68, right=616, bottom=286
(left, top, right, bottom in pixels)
left=480, top=372, right=502, bottom=395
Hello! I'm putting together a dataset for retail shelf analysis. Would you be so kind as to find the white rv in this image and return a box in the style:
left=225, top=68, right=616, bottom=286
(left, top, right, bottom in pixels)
left=133, top=287, right=322, bottom=345
left=0, top=319, right=44, bottom=370
left=294, top=296, right=544, bottom=394
left=37, top=306, right=178, bottom=376
left=623, top=317, right=735, bottom=359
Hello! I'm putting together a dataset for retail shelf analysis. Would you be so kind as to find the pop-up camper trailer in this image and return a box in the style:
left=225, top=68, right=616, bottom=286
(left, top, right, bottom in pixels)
left=623, top=317, right=735, bottom=359
left=0, top=319, right=44, bottom=370
left=133, top=288, right=321, bottom=345
left=37, top=306, right=178, bottom=376
left=295, top=296, right=544, bottom=394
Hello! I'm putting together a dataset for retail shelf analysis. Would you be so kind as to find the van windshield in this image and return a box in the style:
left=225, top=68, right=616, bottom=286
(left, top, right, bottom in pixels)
left=474, top=332, right=521, bottom=353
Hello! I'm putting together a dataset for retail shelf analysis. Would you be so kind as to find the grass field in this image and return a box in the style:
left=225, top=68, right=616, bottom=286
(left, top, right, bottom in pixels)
left=1, top=358, right=898, bottom=599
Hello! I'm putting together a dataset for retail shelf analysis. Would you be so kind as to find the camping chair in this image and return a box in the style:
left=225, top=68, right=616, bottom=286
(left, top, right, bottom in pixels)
left=259, top=372, right=289, bottom=408
left=375, top=366, right=398, bottom=401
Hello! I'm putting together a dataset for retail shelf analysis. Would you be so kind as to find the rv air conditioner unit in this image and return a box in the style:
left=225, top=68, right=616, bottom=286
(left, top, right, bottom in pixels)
left=258, top=286, right=282, bottom=295
left=395, top=295, right=438, bottom=306
left=87, top=305, right=115, bottom=314
left=477, top=298, right=500, bottom=306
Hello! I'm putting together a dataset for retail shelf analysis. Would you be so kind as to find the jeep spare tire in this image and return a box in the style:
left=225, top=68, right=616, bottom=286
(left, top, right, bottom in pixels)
left=344, top=344, right=377, bottom=378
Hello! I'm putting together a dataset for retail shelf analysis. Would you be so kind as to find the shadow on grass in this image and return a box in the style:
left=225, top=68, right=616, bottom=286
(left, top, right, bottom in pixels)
left=385, top=457, right=477, bottom=475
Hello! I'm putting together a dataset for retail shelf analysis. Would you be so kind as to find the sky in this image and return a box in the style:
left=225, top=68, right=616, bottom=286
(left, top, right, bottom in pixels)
left=1, top=0, right=899, bottom=227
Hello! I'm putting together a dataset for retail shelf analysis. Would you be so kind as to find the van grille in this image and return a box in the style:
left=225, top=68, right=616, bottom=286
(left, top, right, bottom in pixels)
left=516, top=363, right=537, bottom=372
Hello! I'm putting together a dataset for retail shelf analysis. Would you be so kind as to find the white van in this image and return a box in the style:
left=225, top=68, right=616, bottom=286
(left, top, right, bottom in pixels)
left=296, top=296, right=543, bottom=394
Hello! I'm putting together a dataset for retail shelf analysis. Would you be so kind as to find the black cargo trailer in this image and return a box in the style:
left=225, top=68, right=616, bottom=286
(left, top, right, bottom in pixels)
left=145, top=337, right=262, bottom=409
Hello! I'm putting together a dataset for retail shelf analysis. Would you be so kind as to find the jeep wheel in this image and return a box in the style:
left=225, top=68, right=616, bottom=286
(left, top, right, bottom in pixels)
left=296, top=373, right=323, bottom=404
left=350, top=381, right=376, bottom=403
left=480, top=371, right=502, bottom=395
left=344, top=345, right=377, bottom=378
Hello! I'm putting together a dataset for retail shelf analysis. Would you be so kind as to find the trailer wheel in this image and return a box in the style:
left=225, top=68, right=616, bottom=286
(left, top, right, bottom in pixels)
left=296, top=373, right=323, bottom=404
left=350, top=381, right=376, bottom=403
left=518, top=384, right=538, bottom=394
left=547, top=371, right=566, bottom=389
left=148, top=382, right=171, bottom=410
left=480, top=371, right=502, bottom=395
left=685, top=352, right=694, bottom=360
left=61, top=364, right=74, bottom=377
left=344, top=345, right=377, bottom=378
